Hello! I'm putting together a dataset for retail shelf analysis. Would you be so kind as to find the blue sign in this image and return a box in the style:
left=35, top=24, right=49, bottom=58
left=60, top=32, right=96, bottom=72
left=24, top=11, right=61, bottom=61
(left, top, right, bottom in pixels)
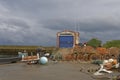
left=59, top=36, right=74, bottom=48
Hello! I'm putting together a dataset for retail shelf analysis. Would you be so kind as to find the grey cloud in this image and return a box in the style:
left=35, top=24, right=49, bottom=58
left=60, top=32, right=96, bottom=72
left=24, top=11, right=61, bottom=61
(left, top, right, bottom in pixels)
left=0, top=0, right=120, bottom=46
left=42, top=18, right=120, bottom=32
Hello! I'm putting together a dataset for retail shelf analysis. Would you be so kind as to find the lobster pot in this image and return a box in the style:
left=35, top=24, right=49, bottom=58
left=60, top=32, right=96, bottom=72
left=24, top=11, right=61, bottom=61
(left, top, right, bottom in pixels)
left=57, top=30, right=80, bottom=48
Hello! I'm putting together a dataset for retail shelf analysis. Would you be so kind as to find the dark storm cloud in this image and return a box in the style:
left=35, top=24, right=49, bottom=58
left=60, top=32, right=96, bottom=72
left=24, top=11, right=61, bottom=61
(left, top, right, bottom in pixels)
left=42, top=18, right=120, bottom=32
left=41, top=19, right=76, bottom=31
left=0, top=0, right=120, bottom=46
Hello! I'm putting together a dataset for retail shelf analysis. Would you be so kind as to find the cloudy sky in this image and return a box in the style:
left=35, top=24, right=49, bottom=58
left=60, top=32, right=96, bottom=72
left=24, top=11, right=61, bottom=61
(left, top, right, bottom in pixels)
left=0, top=0, right=120, bottom=46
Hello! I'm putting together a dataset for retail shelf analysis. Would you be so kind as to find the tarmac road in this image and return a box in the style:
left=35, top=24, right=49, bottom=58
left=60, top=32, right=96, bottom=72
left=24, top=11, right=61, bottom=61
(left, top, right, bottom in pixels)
left=0, top=61, right=119, bottom=80
left=0, top=61, right=97, bottom=80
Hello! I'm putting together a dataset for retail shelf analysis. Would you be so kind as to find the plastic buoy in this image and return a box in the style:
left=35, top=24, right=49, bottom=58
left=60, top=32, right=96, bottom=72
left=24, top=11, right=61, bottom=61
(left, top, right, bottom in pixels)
left=39, top=57, right=48, bottom=64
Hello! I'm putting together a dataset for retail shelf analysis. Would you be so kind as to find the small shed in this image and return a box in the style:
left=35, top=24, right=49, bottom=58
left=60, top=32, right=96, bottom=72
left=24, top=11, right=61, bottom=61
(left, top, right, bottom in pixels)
left=57, top=30, right=80, bottom=48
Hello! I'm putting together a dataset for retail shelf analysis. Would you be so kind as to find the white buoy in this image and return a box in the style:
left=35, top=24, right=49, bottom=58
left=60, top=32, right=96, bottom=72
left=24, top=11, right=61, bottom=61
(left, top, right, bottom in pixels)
left=39, top=57, right=48, bottom=65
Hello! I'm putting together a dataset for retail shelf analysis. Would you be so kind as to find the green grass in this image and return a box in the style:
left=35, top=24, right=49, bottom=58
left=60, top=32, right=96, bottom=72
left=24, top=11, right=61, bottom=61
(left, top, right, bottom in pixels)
left=0, top=45, right=56, bottom=55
